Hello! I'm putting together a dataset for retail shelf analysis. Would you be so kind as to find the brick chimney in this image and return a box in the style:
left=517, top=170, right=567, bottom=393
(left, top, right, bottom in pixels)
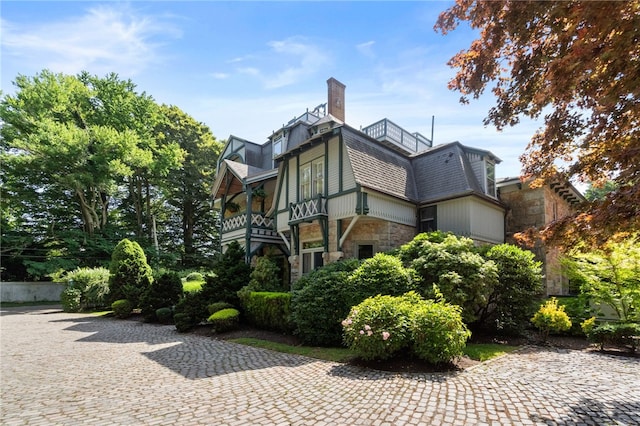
left=327, top=77, right=346, bottom=122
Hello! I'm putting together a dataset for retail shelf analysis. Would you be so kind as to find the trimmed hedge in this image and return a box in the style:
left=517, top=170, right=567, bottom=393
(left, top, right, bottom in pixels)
left=208, top=308, right=240, bottom=332
left=240, top=291, right=292, bottom=333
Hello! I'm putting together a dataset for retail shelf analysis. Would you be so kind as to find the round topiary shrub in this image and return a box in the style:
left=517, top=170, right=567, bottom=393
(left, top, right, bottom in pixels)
left=185, top=272, right=204, bottom=282
left=112, top=299, right=133, bottom=319
left=208, top=302, right=235, bottom=316
left=342, top=292, right=422, bottom=360
left=208, top=308, right=240, bottom=333
left=410, top=300, right=471, bottom=364
left=155, top=307, right=173, bottom=324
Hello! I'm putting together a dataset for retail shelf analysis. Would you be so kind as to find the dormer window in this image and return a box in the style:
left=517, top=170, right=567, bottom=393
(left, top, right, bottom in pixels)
left=273, top=135, right=284, bottom=158
left=486, top=161, right=496, bottom=197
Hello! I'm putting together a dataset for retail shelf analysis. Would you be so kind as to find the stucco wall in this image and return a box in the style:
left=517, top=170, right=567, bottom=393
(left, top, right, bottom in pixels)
left=1, top=282, right=65, bottom=302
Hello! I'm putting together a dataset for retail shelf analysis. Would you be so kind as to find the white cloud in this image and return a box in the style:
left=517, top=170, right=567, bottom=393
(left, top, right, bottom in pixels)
left=356, top=40, right=376, bottom=58
left=1, top=5, right=181, bottom=76
left=232, top=37, right=330, bottom=89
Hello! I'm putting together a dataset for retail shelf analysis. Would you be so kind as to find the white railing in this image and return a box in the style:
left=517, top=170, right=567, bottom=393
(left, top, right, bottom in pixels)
left=362, top=118, right=432, bottom=153
left=289, top=196, right=327, bottom=223
left=222, top=212, right=274, bottom=233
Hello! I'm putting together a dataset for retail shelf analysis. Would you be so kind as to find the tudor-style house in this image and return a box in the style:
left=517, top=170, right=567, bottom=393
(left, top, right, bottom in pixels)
left=212, top=78, right=505, bottom=283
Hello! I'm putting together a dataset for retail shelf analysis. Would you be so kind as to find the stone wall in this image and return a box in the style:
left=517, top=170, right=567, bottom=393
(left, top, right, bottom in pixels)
left=1, top=282, right=65, bottom=303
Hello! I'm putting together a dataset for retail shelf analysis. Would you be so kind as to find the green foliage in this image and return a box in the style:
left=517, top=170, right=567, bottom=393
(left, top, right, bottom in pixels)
left=582, top=320, right=640, bottom=353
left=410, top=299, right=471, bottom=364
left=108, top=239, right=153, bottom=307
left=240, top=292, right=292, bottom=333
left=208, top=308, right=241, bottom=333
left=59, top=267, right=110, bottom=311
left=342, top=293, right=420, bottom=360
left=342, top=292, right=471, bottom=364
left=111, top=299, right=133, bottom=319
left=140, top=271, right=183, bottom=322
left=185, top=272, right=204, bottom=282
left=557, top=297, right=591, bottom=336
left=344, top=253, right=417, bottom=306
left=173, top=291, right=209, bottom=332
left=564, top=235, right=640, bottom=322
left=200, top=242, right=251, bottom=306
left=531, top=298, right=572, bottom=341
left=290, top=258, right=362, bottom=346
left=478, top=244, right=543, bottom=333
left=155, top=307, right=173, bottom=324
left=183, top=280, right=204, bottom=293
left=60, top=288, right=82, bottom=313
left=207, top=302, right=235, bottom=316
left=399, top=232, right=498, bottom=324
left=244, top=257, right=285, bottom=293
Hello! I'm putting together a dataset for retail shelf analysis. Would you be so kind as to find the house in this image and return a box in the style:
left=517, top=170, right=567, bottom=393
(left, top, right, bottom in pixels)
left=212, top=78, right=505, bottom=283
left=497, top=177, right=586, bottom=295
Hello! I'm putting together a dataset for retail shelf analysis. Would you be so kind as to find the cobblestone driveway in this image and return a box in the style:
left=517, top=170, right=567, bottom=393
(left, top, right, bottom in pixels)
left=1, top=306, right=639, bottom=425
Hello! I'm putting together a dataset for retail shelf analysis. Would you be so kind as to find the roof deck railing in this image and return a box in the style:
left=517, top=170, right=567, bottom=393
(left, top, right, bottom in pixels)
left=362, top=118, right=432, bottom=154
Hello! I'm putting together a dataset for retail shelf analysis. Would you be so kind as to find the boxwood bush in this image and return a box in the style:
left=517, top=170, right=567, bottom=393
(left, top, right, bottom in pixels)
left=208, top=308, right=240, bottom=333
left=112, top=299, right=133, bottom=319
left=240, top=292, right=292, bottom=333
left=140, top=271, right=183, bottom=322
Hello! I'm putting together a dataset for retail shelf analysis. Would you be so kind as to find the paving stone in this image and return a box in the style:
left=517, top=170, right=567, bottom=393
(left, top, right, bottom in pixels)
left=1, top=306, right=639, bottom=425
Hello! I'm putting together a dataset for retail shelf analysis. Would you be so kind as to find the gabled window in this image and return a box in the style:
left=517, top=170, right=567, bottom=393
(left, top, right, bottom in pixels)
left=300, top=156, right=324, bottom=200
left=419, top=206, right=437, bottom=233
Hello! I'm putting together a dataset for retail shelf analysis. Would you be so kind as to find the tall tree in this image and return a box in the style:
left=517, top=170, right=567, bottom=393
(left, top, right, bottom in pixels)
left=0, top=70, right=182, bottom=278
left=155, top=105, right=223, bottom=267
left=436, top=1, right=640, bottom=247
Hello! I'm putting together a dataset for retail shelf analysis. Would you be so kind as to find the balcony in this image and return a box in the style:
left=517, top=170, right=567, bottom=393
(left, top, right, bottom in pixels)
left=289, top=195, right=327, bottom=224
left=362, top=118, right=432, bottom=154
left=222, top=212, right=274, bottom=233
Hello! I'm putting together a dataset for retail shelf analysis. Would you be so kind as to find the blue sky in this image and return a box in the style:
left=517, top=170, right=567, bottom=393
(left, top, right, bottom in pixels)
left=1, top=1, right=542, bottom=179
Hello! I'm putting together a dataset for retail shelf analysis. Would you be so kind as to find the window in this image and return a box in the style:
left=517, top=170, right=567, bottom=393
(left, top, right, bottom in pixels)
left=273, top=137, right=283, bottom=158
left=486, top=161, right=496, bottom=197
left=420, top=206, right=437, bottom=233
left=357, top=244, right=374, bottom=260
left=300, top=157, right=324, bottom=200
left=302, top=241, right=324, bottom=274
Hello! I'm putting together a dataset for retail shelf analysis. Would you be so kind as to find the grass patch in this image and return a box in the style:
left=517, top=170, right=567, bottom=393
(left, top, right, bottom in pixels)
left=463, top=343, right=518, bottom=361
left=228, top=337, right=356, bottom=363
left=183, top=280, right=204, bottom=293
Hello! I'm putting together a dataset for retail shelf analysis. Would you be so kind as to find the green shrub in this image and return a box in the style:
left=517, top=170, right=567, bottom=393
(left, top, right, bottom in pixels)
left=108, top=239, right=153, bottom=308
left=531, top=298, right=572, bottom=341
left=582, top=320, right=640, bottom=352
left=173, top=291, right=209, bottom=332
left=60, top=288, right=82, bottom=313
left=247, top=257, right=285, bottom=292
left=290, top=258, right=361, bottom=346
left=399, top=232, right=498, bottom=324
left=155, top=307, right=173, bottom=324
left=185, top=272, right=204, bottom=282
left=410, top=299, right=471, bottom=364
left=112, top=299, right=133, bottom=319
left=59, top=267, right=110, bottom=312
left=344, top=253, right=417, bottom=306
left=207, top=302, right=235, bottom=316
left=240, top=292, right=292, bottom=333
left=140, top=271, right=183, bottom=322
left=199, top=242, right=251, bottom=306
left=208, top=308, right=240, bottom=332
left=477, top=244, right=543, bottom=333
left=342, top=293, right=421, bottom=360
left=557, top=296, right=591, bottom=336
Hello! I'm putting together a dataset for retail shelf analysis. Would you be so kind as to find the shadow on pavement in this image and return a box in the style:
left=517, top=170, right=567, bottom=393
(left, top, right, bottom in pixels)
left=49, top=313, right=316, bottom=380
left=533, top=398, right=640, bottom=425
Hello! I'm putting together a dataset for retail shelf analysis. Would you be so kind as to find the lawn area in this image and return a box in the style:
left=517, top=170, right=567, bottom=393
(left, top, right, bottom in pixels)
left=228, top=337, right=518, bottom=364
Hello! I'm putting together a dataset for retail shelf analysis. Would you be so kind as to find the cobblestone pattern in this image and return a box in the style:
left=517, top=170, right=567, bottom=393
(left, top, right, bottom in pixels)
left=1, top=307, right=639, bottom=425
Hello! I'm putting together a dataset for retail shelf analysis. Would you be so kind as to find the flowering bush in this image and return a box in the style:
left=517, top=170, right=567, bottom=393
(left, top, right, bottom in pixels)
left=531, top=298, right=572, bottom=341
left=342, top=292, right=422, bottom=360
left=410, top=300, right=471, bottom=364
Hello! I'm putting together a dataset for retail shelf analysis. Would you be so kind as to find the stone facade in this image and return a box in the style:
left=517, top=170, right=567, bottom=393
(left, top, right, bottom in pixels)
left=498, top=179, right=582, bottom=295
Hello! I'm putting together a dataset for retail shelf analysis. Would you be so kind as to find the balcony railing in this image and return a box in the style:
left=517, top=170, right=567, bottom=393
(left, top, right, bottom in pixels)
left=289, top=195, right=327, bottom=224
left=222, top=212, right=274, bottom=233
left=362, top=118, right=432, bottom=154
